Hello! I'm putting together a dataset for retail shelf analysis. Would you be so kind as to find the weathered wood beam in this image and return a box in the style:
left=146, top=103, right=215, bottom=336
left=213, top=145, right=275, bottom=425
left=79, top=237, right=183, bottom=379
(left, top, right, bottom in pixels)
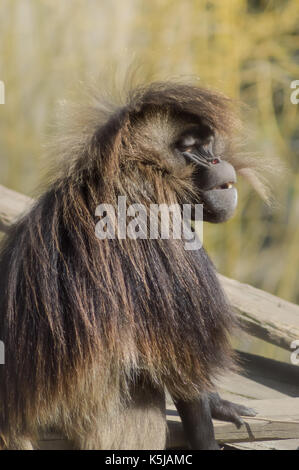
left=0, top=184, right=34, bottom=232
left=219, top=274, right=299, bottom=350
left=225, top=439, right=299, bottom=450
left=34, top=397, right=299, bottom=449
left=166, top=397, right=299, bottom=447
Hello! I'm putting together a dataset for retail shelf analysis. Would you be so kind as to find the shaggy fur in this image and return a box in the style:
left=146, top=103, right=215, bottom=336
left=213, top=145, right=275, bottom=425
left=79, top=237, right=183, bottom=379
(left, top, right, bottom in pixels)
left=0, top=82, right=268, bottom=449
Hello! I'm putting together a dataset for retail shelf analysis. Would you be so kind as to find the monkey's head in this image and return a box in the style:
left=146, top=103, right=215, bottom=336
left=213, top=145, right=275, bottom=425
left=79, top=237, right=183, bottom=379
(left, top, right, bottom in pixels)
left=105, top=82, right=271, bottom=224
left=59, top=82, right=273, bottom=224
left=128, top=109, right=238, bottom=223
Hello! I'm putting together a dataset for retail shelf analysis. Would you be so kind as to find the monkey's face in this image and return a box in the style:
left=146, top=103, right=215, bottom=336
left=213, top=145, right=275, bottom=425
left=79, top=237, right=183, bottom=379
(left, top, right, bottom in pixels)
left=174, top=125, right=238, bottom=223
left=127, top=104, right=239, bottom=224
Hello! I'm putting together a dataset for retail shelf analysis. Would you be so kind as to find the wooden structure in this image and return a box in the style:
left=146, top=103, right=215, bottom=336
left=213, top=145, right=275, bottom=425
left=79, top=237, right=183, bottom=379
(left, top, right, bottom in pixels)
left=0, top=183, right=299, bottom=450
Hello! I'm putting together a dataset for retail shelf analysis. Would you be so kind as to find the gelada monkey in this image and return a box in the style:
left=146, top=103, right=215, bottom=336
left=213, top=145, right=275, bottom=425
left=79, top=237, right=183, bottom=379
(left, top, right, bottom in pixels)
left=0, top=82, right=273, bottom=450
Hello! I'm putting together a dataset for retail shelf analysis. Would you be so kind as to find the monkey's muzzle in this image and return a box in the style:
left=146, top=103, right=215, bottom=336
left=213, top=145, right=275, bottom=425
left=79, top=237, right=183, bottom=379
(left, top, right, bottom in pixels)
left=184, top=153, right=238, bottom=223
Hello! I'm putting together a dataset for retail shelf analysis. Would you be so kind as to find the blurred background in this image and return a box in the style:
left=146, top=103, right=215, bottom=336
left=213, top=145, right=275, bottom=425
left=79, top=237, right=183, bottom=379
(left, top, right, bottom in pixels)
left=0, top=0, right=298, bottom=309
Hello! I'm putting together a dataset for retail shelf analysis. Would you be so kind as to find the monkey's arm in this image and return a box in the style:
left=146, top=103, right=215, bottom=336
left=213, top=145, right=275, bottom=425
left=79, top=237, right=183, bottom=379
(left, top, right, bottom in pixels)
left=173, top=392, right=256, bottom=450
left=173, top=394, right=220, bottom=450
left=208, top=391, right=256, bottom=428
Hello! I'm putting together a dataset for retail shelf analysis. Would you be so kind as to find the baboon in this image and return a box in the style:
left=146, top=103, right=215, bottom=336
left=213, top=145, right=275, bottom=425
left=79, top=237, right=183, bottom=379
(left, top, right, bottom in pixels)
left=0, top=81, right=268, bottom=450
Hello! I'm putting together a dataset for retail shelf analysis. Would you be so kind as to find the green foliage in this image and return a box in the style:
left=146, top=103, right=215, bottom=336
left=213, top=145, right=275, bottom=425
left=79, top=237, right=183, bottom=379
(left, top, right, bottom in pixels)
left=0, top=0, right=298, bottom=302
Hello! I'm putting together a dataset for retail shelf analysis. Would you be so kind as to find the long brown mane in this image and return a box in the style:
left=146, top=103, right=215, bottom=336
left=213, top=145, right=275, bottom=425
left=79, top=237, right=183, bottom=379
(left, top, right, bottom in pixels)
left=0, top=82, right=259, bottom=438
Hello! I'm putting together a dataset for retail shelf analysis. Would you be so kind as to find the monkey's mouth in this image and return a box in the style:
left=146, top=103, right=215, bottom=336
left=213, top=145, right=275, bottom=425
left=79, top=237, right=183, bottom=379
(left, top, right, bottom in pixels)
left=210, top=182, right=234, bottom=190
left=200, top=185, right=238, bottom=223
left=189, top=158, right=238, bottom=223
left=181, top=150, right=238, bottom=223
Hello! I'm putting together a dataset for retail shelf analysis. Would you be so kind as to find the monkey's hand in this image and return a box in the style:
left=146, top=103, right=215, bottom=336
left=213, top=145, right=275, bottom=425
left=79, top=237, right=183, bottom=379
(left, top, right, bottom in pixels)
left=208, top=392, right=256, bottom=428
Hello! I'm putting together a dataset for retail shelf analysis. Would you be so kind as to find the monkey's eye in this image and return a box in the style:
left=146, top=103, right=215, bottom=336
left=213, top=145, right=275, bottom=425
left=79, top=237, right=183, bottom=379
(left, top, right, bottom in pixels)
left=176, top=135, right=197, bottom=152
left=182, top=135, right=197, bottom=147
left=184, top=146, right=194, bottom=153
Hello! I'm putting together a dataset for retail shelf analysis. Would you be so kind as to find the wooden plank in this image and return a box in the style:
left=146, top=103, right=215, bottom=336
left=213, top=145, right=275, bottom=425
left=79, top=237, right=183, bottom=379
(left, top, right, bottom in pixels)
left=1, top=183, right=299, bottom=349
left=35, top=398, right=299, bottom=449
left=219, top=274, right=299, bottom=350
left=225, top=439, right=299, bottom=450
left=36, top=438, right=74, bottom=450
left=166, top=397, right=299, bottom=448
left=216, top=372, right=296, bottom=401
left=36, top=436, right=299, bottom=450
left=0, top=184, right=34, bottom=232
left=216, top=351, right=299, bottom=400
